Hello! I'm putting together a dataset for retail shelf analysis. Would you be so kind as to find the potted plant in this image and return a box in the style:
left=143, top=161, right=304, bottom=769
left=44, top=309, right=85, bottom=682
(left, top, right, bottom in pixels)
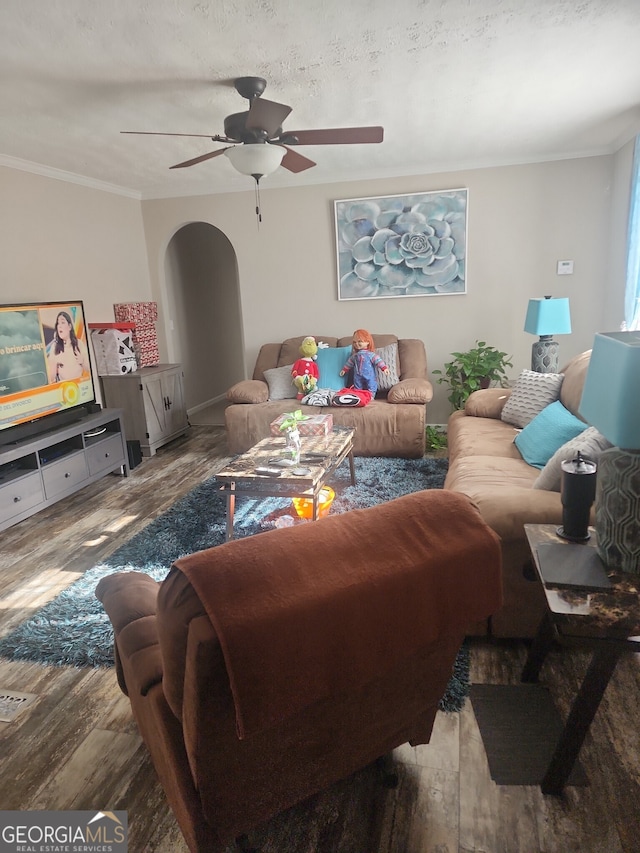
left=425, top=424, right=448, bottom=452
left=433, top=341, right=513, bottom=410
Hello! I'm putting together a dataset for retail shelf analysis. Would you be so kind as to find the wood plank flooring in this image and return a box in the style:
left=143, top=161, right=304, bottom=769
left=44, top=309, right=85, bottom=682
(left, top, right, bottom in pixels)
left=1, top=425, right=639, bottom=852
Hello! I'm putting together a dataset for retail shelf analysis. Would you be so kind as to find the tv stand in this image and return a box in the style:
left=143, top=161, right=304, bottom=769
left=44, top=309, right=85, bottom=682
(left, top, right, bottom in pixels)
left=0, top=409, right=129, bottom=532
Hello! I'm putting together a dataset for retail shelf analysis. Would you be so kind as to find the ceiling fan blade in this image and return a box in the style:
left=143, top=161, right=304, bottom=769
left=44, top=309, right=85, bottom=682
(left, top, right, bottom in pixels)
left=280, top=146, right=316, bottom=174
left=246, top=98, right=292, bottom=138
left=170, top=148, right=230, bottom=169
left=281, top=126, right=384, bottom=145
left=121, top=131, right=221, bottom=139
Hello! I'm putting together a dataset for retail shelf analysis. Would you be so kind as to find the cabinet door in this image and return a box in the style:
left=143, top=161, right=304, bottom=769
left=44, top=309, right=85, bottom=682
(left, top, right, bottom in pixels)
left=141, top=374, right=170, bottom=445
left=163, top=368, right=188, bottom=435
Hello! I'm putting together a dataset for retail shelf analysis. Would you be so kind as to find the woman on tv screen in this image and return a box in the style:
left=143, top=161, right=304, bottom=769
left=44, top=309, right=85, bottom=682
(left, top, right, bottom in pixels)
left=47, top=310, right=90, bottom=383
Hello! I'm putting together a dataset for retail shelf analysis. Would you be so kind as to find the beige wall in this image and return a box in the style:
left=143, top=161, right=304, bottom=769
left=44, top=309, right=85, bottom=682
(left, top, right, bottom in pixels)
left=1, top=150, right=632, bottom=424
left=0, top=166, right=152, bottom=402
left=141, top=153, right=619, bottom=423
left=1, top=167, right=151, bottom=315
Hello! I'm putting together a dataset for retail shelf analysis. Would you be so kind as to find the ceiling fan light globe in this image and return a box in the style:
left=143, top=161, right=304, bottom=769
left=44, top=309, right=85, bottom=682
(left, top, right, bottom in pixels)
left=224, top=144, right=284, bottom=177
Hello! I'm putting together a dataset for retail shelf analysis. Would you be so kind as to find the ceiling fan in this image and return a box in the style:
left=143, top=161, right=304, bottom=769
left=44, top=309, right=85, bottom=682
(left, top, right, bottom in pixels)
left=122, top=76, right=384, bottom=179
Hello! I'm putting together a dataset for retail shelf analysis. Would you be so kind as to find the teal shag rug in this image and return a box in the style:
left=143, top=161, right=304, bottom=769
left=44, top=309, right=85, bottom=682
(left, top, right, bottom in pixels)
left=0, top=455, right=469, bottom=711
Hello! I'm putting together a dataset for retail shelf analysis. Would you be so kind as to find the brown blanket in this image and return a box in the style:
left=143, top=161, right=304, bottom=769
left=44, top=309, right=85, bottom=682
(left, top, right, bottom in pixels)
left=175, top=489, right=502, bottom=739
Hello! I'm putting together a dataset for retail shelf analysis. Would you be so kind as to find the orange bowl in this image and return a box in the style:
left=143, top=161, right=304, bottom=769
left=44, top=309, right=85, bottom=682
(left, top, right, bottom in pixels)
left=291, top=486, right=336, bottom=519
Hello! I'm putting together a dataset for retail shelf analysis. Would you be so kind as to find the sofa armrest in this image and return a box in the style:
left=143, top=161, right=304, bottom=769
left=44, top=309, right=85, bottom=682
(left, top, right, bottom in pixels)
left=96, top=571, right=163, bottom=698
left=226, top=379, right=269, bottom=404
left=387, top=378, right=433, bottom=405
left=464, top=387, right=512, bottom=419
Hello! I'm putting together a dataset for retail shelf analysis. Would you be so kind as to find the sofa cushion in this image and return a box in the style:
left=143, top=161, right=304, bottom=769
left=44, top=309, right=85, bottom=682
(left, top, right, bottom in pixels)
left=263, top=364, right=297, bottom=400
left=559, top=350, right=592, bottom=417
left=501, top=369, right=564, bottom=428
left=514, top=400, right=587, bottom=468
left=533, top=426, right=612, bottom=491
left=316, top=346, right=352, bottom=390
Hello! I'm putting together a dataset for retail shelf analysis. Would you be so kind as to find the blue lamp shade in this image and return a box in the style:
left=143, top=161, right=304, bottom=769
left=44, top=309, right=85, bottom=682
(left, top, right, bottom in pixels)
left=579, top=331, right=640, bottom=449
left=524, top=297, right=572, bottom=336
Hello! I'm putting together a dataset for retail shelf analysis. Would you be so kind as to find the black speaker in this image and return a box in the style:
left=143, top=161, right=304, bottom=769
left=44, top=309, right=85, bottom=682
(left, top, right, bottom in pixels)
left=87, top=402, right=102, bottom=413
left=127, top=439, right=143, bottom=470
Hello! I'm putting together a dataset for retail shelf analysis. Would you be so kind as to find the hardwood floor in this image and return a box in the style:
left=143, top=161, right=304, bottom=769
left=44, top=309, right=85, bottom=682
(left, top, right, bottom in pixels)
left=1, top=425, right=639, bottom=852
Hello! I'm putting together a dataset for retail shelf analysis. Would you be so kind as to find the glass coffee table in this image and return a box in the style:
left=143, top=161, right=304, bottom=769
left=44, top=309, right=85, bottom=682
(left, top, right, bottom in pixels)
left=215, top=427, right=355, bottom=540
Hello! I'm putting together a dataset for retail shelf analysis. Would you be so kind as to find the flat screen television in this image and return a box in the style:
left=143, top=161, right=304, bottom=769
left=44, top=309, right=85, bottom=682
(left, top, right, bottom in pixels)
left=0, top=300, right=98, bottom=447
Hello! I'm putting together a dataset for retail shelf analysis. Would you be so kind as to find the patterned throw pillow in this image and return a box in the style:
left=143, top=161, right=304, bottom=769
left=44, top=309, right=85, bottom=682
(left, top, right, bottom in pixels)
left=375, top=343, right=400, bottom=391
left=301, top=388, right=335, bottom=406
left=263, top=364, right=296, bottom=400
left=501, top=369, right=564, bottom=428
left=514, top=400, right=587, bottom=469
left=533, top=426, right=612, bottom=491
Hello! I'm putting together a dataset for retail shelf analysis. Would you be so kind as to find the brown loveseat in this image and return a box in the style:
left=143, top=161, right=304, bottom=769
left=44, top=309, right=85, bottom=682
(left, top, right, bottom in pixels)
left=96, top=490, right=502, bottom=852
left=444, top=350, right=593, bottom=638
left=225, top=334, right=432, bottom=457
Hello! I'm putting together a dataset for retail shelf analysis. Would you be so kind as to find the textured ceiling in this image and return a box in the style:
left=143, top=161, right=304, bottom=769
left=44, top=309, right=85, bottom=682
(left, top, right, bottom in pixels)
left=2, top=0, right=640, bottom=199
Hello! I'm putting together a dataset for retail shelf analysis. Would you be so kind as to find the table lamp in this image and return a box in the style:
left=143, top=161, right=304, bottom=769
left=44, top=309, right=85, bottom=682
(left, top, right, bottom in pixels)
left=524, top=296, right=572, bottom=373
left=578, top=331, right=640, bottom=574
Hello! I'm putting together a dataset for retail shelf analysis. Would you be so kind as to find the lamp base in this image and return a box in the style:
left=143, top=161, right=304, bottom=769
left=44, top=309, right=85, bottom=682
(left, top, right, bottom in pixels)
left=531, top=338, right=559, bottom=373
left=595, top=447, right=640, bottom=575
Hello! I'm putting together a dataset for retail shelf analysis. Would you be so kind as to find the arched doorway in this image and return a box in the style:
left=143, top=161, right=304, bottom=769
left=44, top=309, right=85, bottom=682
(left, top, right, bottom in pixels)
left=164, top=222, right=245, bottom=418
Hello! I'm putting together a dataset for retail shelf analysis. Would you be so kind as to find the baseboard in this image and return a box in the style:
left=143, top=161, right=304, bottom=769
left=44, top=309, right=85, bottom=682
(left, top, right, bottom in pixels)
left=188, top=395, right=226, bottom=417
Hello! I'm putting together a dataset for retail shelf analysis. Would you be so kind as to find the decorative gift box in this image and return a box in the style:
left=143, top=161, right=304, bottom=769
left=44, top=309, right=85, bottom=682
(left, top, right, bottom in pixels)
left=89, top=324, right=137, bottom=375
left=130, top=322, right=160, bottom=367
left=113, top=303, right=159, bottom=367
left=113, top=302, right=158, bottom=324
left=270, top=413, right=334, bottom=437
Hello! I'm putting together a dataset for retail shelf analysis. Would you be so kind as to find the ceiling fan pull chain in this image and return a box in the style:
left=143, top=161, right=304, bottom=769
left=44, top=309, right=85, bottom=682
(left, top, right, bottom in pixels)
left=254, top=176, right=262, bottom=228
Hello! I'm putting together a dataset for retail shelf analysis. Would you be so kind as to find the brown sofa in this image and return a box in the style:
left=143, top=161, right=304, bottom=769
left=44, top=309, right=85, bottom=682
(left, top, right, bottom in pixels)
left=225, top=334, right=433, bottom=457
left=444, top=350, right=592, bottom=638
left=96, top=490, right=502, bottom=852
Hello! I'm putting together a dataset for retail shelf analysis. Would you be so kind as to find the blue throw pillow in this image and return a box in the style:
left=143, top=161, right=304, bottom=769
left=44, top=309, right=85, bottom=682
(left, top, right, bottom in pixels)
left=315, top=346, right=352, bottom=391
left=514, top=400, right=587, bottom=469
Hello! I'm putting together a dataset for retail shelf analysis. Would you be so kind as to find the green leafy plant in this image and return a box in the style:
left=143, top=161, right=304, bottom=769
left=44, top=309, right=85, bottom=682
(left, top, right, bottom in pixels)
left=278, top=409, right=309, bottom=432
left=433, top=341, right=513, bottom=410
left=425, top=425, right=448, bottom=452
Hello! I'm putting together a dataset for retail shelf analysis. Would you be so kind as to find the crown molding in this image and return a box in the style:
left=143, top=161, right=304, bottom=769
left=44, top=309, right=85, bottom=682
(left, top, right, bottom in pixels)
left=0, top=154, right=141, bottom=199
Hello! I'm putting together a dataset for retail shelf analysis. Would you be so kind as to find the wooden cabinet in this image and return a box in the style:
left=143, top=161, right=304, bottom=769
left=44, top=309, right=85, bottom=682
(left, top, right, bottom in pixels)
left=0, top=409, right=128, bottom=532
left=100, top=364, right=189, bottom=457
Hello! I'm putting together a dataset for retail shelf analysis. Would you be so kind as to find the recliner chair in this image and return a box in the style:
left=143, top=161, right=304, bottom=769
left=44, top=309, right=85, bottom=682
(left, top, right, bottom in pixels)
left=96, top=489, right=502, bottom=852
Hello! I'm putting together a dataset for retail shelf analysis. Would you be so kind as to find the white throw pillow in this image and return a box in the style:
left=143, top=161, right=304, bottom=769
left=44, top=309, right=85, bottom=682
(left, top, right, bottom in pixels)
left=501, top=369, right=564, bottom=428
left=263, top=364, right=297, bottom=400
left=533, top=426, right=612, bottom=491
left=375, top=343, right=400, bottom=391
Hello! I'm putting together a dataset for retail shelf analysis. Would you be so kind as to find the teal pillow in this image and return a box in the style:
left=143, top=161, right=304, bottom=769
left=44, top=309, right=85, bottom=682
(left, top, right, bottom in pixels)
left=316, top=346, right=352, bottom=390
left=514, top=400, right=587, bottom=469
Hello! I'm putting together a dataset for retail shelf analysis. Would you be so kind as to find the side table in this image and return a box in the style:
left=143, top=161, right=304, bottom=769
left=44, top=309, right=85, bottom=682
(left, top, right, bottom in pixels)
left=522, top=523, right=640, bottom=794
